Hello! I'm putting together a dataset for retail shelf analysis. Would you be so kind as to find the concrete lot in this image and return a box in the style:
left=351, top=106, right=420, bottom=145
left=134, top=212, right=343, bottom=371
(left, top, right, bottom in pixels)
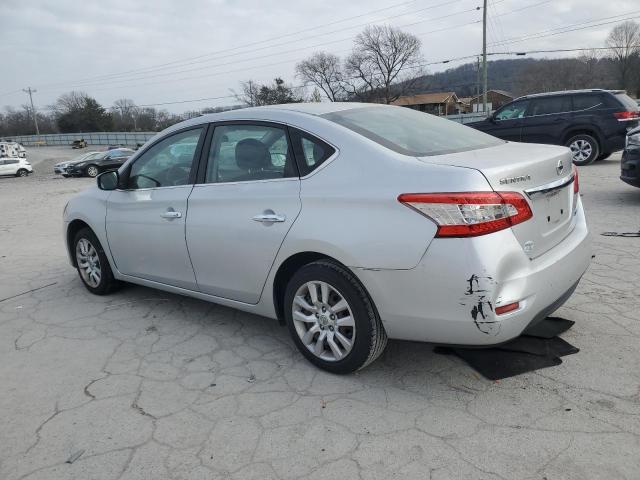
left=1, top=146, right=639, bottom=479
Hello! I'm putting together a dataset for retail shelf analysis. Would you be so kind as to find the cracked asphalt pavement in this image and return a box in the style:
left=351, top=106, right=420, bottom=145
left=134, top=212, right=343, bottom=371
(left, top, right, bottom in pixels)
left=1, top=147, right=639, bottom=479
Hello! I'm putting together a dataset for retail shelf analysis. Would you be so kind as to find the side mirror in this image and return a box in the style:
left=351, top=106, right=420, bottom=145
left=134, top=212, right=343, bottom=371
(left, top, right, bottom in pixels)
left=97, top=170, right=119, bottom=190
left=488, top=114, right=497, bottom=123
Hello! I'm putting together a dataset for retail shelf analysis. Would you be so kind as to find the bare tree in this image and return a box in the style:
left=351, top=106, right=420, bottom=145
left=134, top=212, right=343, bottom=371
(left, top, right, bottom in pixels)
left=111, top=98, right=138, bottom=131
left=233, top=78, right=303, bottom=106
left=296, top=52, right=345, bottom=101
left=52, top=91, right=90, bottom=114
left=606, top=21, right=640, bottom=90
left=344, top=25, right=423, bottom=104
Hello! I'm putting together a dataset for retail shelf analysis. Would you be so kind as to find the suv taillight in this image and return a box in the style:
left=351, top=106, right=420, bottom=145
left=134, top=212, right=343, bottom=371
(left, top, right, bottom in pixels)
left=614, top=111, right=639, bottom=121
left=573, top=165, right=579, bottom=194
left=398, top=192, right=533, bottom=238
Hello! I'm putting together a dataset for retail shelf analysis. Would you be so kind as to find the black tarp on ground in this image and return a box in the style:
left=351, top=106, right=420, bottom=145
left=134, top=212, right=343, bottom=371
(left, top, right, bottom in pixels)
left=436, top=317, right=579, bottom=380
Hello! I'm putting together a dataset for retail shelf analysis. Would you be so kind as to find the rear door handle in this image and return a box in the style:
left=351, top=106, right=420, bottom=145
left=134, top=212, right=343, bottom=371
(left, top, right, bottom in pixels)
left=252, top=212, right=286, bottom=223
left=160, top=210, right=182, bottom=219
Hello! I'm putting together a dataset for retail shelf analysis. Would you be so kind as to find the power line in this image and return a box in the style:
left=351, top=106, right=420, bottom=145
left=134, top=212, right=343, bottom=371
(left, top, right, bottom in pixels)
left=32, top=0, right=469, bottom=90
left=488, top=10, right=640, bottom=47
left=131, top=45, right=627, bottom=108
left=38, top=1, right=483, bottom=92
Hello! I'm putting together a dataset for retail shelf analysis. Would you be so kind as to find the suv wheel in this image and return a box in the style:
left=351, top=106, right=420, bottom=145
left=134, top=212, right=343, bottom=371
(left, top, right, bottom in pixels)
left=284, top=260, right=387, bottom=374
left=73, top=227, right=119, bottom=295
left=566, top=134, right=599, bottom=166
left=16, top=169, right=29, bottom=177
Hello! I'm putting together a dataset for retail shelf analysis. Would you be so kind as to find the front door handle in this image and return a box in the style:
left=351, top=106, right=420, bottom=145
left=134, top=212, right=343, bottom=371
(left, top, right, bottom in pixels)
left=160, top=210, right=182, bottom=219
left=252, top=211, right=286, bottom=223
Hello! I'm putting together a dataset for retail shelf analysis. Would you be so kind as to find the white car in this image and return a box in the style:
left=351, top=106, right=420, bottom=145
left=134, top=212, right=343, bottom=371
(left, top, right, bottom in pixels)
left=0, top=157, right=33, bottom=177
left=63, top=103, right=591, bottom=373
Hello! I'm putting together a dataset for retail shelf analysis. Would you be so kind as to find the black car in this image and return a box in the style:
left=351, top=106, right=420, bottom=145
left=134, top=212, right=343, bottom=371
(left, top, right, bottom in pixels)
left=65, top=148, right=134, bottom=177
left=621, top=126, right=640, bottom=187
left=469, top=89, right=639, bottom=165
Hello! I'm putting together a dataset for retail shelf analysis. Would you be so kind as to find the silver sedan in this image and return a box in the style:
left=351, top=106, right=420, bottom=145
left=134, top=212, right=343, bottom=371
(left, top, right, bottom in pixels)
left=63, top=103, right=591, bottom=373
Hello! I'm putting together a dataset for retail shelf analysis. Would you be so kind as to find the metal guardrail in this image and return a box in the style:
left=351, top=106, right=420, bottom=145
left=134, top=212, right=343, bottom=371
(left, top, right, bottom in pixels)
left=444, top=112, right=489, bottom=124
left=0, top=131, right=157, bottom=147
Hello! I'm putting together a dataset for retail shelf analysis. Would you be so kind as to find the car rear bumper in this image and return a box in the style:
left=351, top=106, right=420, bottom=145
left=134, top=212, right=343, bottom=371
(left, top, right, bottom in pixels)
left=355, top=199, right=591, bottom=345
left=621, top=148, right=640, bottom=187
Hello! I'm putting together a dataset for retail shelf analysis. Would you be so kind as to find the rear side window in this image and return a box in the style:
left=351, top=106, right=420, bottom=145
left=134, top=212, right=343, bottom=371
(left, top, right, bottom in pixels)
left=527, top=96, right=571, bottom=116
left=289, top=128, right=335, bottom=176
left=322, top=106, right=503, bottom=157
left=614, top=93, right=639, bottom=111
left=572, top=94, right=606, bottom=111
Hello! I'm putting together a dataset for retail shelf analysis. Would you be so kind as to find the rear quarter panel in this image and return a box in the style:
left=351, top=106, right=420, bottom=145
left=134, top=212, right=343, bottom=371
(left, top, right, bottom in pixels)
left=277, top=126, right=493, bottom=270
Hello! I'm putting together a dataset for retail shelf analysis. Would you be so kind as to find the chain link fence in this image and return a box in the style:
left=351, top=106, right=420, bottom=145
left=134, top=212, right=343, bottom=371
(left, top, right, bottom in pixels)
left=0, top=131, right=157, bottom=147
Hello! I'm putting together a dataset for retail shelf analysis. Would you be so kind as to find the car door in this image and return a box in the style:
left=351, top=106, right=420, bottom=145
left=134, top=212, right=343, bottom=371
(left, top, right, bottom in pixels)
left=519, top=95, right=572, bottom=145
left=0, top=160, right=8, bottom=175
left=105, top=127, right=206, bottom=290
left=186, top=122, right=302, bottom=304
left=487, top=100, right=530, bottom=141
left=2, top=159, right=19, bottom=175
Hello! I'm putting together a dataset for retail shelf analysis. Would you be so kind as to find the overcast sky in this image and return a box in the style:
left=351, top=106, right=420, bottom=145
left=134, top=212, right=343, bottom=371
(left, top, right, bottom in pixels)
left=1, top=0, right=638, bottom=113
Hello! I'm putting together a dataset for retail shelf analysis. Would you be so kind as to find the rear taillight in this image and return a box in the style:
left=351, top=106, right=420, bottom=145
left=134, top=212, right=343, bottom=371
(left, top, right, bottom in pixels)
left=573, top=165, right=579, bottom=194
left=614, top=111, right=639, bottom=121
left=398, top=191, right=533, bottom=238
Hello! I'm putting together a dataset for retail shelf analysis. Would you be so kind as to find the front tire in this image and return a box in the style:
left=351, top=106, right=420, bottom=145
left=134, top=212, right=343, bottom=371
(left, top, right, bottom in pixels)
left=73, top=227, right=119, bottom=295
left=16, top=169, right=29, bottom=177
left=566, top=134, right=599, bottom=166
left=85, top=165, right=99, bottom=177
left=284, top=260, right=387, bottom=374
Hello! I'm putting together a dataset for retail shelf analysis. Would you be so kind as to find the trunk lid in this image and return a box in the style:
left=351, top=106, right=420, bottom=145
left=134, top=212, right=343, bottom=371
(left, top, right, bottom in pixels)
left=418, top=142, right=577, bottom=259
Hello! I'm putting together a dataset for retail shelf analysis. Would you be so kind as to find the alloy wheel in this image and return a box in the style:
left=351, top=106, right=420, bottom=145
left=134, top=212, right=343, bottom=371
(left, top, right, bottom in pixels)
left=569, top=139, right=592, bottom=163
left=76, top=238, right=102, bottom=288
left=86, top=166, right=99, bottom=177
left=18, top=170, right=28, bottom=177
left=292, top=280, right=355, bottom=362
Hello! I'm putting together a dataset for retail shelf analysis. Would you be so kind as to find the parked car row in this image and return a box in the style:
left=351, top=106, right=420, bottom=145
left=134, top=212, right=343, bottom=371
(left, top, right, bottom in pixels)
left=54, top=148, right=135, bottom=177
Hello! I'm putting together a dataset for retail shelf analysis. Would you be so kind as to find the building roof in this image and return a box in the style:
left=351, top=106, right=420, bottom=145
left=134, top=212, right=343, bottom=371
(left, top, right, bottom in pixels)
left=391, top=92, right=458, bottom=106
left=468, top=89, right=514, bottom=102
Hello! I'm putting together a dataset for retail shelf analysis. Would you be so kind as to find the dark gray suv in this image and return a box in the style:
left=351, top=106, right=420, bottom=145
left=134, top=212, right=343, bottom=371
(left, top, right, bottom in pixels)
left=469, top=89, right=639, bottom=165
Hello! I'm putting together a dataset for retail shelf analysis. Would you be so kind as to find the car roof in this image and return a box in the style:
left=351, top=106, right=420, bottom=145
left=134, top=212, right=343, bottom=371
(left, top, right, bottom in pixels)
left=155, top=102, right=391, bottom=140
left=517, top=89, right=625, bottom=100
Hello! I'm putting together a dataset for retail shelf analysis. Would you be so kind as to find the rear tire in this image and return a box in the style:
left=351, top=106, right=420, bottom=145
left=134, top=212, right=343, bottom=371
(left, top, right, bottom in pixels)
left=283, top=260, right=387, bottom=374
left=85, top=165, right=99, bottom=177
left=566, top=134, right=599, bottom=166
left=16, top=169, right=28, bottom=177
left=73, top=227, right=119, bottom=295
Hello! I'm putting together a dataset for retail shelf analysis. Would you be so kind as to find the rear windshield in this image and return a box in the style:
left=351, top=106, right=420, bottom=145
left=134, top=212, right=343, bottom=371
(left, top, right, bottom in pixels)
left=321, top=106, right=503, bottom=156
left=615, top=93, right=639, bottom=111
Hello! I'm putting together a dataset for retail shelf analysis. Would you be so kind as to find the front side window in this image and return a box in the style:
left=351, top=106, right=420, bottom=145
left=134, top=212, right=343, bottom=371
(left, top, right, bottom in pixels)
left=495, top=101, right=529, bottom=121
left=127, top=128, right=203, bottom=189
left=205, top=124, right=297, bottom=183
left=322, top=106, right=502, bottom=157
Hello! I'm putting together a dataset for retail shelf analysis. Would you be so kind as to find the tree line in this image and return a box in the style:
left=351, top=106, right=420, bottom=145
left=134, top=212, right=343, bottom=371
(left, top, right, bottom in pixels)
left=2, top=21, right=639, bottom=137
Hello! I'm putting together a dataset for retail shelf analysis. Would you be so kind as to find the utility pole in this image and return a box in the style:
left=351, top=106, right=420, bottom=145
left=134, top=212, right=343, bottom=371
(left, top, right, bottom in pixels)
left=476, top=56, right=480, bottom=113
left=22, top=87, right=40, bottom=136
left=482, top=0, right=488, bottom=113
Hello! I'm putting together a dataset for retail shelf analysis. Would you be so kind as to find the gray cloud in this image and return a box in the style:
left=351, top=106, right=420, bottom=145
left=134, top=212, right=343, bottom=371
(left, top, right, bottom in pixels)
left=0, top=0, right=636, bottom=112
